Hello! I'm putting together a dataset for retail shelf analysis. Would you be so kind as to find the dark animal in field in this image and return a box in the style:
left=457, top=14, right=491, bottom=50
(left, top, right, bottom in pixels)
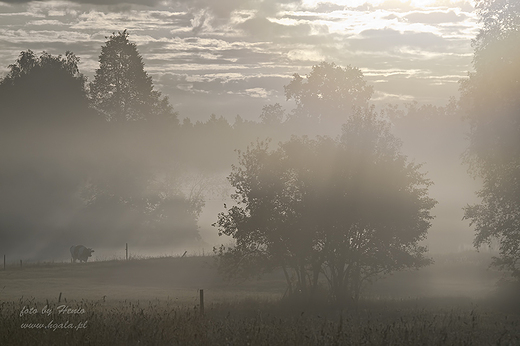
left=70, top=245, right=94, bottom=263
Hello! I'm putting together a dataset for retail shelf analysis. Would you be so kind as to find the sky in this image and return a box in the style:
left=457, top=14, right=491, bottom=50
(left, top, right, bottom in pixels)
left=0, top=0, right=479, bottom=122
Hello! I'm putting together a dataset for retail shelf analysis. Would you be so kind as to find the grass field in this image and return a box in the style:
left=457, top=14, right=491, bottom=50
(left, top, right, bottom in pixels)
left=1, top=253, right=519, bottom=345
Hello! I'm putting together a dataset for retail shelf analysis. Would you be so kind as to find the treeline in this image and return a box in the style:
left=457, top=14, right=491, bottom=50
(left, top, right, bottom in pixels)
left=0, top=32, right=249, bottom=258
left=0, top=32, right=380, bottom=259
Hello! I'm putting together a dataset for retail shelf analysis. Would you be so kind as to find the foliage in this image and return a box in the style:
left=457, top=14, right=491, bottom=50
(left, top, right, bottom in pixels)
left=214, top=107, right=435, bottom=304
left=259, top=103, right=285, bottom=125
left=0, top=44, right=196, bottom=256
left=473, top=0, right=520, bottom=61
left=284, top=62, right=373, bottom=127
left=89, top=30, right=177, bottom=124
left=461, top=0, right=520, bottom=278
left=0, top=50, right=102, bottom=258
left=0, top=50, right=91, bottom=127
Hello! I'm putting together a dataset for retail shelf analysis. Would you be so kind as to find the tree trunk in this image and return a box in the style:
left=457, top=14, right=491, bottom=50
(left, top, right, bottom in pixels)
left=299, top=263, right=308, bottom=297
left=281, top=264, right=293, bottom=296
left=310, top=261, right=321, bottom=299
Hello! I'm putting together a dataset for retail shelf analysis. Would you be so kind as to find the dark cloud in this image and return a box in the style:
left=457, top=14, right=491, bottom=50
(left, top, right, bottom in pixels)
left=238, top=16, right=312, bottom=40
left=170, top=0, right=300, bottom=20
left=0, top=0, right=161, bottom=5
left=0, top=0, right=301, bottom=19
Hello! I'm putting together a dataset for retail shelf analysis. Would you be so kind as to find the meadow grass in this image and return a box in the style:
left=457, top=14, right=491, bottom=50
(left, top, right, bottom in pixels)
left=1, top=253, right=519, bottom=345
left=1, top=295, right=519, bottom=345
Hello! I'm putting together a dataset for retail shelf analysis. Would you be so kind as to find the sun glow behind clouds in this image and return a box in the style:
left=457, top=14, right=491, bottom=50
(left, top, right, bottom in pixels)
left=301, top=0, right=453, bottom=7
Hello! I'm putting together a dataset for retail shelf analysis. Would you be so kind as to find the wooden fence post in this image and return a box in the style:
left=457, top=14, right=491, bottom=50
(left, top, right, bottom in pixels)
left=58, top=292, right=62, bottom=303
left=126, top=243, right=128, bottom=260
left=199, top=289, right=204, bottom=316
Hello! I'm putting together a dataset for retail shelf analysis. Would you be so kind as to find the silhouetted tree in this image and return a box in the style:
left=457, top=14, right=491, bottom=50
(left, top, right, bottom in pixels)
left=0, top=50, right=103, bottom=257
left=0, top=50, right=92, bottom=127
left=259, top=103, right=285, bottom=125
left=461, top=0, right=520, bottom=278
left=214, top=107, right=435, bottom=303
left=89, top=30, right=177, bottom=123
left=284, top=62, right=373, bottom=130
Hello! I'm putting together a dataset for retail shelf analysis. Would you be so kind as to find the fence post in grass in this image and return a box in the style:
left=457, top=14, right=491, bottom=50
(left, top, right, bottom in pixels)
left=199, top=289, right=204, bottom=316
left=58, top=292, right=62, bottom=303
left=126, top=243, right=128, bottom=260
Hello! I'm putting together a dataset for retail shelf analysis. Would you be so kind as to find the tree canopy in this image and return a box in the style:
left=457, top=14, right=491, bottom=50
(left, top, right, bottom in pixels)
left=0, top=50, right=91, bottom=127
left=214, top=106, right=435, bottom=303
left=0, top=41, right=196, bottom=258
left=89, top=30, right=177, bottom=124
left=284, top=62, right=373, bottom=131
left=462, top=0, right=520, bottom=278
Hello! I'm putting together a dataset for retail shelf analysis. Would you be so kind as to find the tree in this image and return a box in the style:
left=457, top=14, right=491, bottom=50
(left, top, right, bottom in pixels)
left=0, top=50, right=91, bottom=127
left=89, top=30, right=177, bottom=123
left=461, top=0, right=520, bottom=278
left=284, top=62, right=373, bottom=128
left=0, top=50, right=104, bottom=258
left=259, top=103, right=285, bottom=125
left=472, top=0, right=520, bottom=64
left=214, top=107, right=435, bottom=303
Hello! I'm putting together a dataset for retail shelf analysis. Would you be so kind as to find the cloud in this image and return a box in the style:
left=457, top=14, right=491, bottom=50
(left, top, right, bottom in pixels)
left=0, top=0, right=477, bottom=114
left=231, top=87, right=271, bottom=98
left=0, top=0, right=162, bottom=6
left=372, top=90, right=415, bottom=102
left=238, top=15, right=313, bottom=39
left=353, top=28, right=448, bottom=54
left=404, top=9, right=469, bottom=24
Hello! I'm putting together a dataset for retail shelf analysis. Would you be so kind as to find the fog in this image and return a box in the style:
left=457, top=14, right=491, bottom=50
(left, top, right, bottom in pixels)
left=0, top=62, right=484, bottom=264
left=0, top=99, right=482, bottom=262
left=2, top=2, right=520, bottom=345
left=0, top=4, right=499, bottom=274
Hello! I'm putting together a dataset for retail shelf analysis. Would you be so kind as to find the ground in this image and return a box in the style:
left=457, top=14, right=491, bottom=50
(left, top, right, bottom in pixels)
left=0, top=252, right=518, bottom=345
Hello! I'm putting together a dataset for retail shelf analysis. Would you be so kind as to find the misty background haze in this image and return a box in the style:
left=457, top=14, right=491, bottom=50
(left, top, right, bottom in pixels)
left=0, top=0, right=485, bottom=262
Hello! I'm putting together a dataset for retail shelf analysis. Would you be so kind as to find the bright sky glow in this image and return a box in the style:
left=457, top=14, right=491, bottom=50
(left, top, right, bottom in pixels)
left=301, top=0, right=441, bottom=8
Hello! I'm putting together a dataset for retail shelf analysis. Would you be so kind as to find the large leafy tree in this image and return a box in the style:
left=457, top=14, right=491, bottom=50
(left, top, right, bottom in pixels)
left=0, top=50, right=101, bottom=257
left=284, top=62, right=373, bottom=128
left=214, top=107, right=435, bottom=303
left=0, top=50, right=92, bottom=127
left=259, top=103, right=285, bottom=125
left=461, top=0, right=520, bottom=278
left=89, top=30, right=177, bottom=123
